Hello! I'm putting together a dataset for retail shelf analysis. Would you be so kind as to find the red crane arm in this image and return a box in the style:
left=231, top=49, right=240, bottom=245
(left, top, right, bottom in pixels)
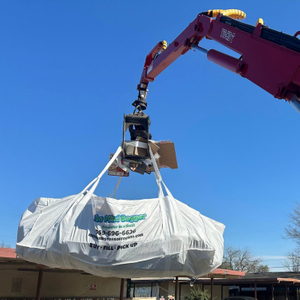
left=137, top=11, right=300, bottom=112
left=137, top=16, right=203, bottom=89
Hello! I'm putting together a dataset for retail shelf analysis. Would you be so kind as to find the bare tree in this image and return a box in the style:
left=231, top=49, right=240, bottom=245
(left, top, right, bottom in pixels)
left=284, top=202, right=300, bottom=271
left=285, top=202, right=300, bottom=247
left=0, top=242, right=11, bottom=248
left=283, top=250, right=300, bottom=272
left=220, top=246, right=269, bottom=273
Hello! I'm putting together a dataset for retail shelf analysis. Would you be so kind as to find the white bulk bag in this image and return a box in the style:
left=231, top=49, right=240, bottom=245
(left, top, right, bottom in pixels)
left=16, top=146, right=225, bottom=278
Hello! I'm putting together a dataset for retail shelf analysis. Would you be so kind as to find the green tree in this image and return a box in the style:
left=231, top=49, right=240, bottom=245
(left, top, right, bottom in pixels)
left=256, top=264, right=270, bottom=273
left=185, top=287, right=210, bottom=300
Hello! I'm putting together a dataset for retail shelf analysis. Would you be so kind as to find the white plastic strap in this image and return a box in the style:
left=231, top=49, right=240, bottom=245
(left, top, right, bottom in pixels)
left=149, top=146, right=173, bottom=198
left=79, top=146, right=123, bottom=196
left=45, top=146, right=124, bottom=243
left=109, top=176, right=122, bottom=198
left=161, top=180, right=173, bottom=198
left=78, top=145, right=172, bottom=200
left=149, top=147, right=163, bottom=198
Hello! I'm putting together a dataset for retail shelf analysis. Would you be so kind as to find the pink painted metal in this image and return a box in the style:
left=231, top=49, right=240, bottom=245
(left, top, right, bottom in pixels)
left=138, top=12, right=300, bottom=103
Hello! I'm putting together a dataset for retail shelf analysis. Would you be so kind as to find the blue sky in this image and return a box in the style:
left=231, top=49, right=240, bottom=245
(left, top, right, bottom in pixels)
left=0, top=0, right=299, bottom=272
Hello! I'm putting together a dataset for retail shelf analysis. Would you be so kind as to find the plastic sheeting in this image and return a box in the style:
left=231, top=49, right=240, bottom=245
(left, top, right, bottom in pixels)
left=16, top=146, right=225, bottom=278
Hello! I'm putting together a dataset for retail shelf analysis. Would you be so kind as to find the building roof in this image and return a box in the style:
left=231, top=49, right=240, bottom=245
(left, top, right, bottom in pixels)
left=199, top=277, right=300, bottom=285
left=131, top=269, right=245, bottom=282
left=3, top=248, right=297, bottom=285
left=245, top=271, right=300, bottom=279
left=131, top=276, right=300, bottom=286
left=210, top=268, right=245, bottom=278
left=0, top=248, right=17, bottom=259
left=0, top=247, right=30, bottom=266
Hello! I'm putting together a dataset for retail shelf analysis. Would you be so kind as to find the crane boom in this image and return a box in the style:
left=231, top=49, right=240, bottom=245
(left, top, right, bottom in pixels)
left=135, top=10, right=300, bottom=113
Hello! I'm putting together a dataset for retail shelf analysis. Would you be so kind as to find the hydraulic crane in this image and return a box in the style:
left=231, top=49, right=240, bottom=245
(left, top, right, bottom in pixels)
left=133, top=9, right=300, bottom=114
left=121, top=9, right=300, bottom=173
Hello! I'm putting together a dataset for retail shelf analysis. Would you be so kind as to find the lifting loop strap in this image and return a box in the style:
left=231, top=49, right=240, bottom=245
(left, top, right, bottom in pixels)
left=149, top=145, right=173, bottom=199
left=109, top=176, right=122, bottom=199
left=80, top=146, right=123, bottom=196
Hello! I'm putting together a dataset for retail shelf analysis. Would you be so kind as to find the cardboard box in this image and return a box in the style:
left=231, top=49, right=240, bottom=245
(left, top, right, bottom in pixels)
left=108, top=140, right=178, bottom=176
left=147, top=140, right=178, bottom=172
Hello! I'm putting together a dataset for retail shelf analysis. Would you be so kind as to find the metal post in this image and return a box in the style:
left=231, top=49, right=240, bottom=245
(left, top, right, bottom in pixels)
left=35, top=268, right=44, bottom=300
left=286, top=284, right=288, bottom=300
left=175, top=277, right=179, bottom=300
left=272, top=284, right=274, bottom=300
left=254, top=283, right=257, bottom=300
left=211, top=278, right=214, bottom=300
left=179, top=282, right=182, bottom=300
left=120, top=278, right=125, bottom=300
left=221, top=285, right=223, bottom=300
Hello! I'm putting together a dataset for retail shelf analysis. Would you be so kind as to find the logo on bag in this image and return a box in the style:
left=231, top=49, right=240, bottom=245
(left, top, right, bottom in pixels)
left=93, top=213, right=147, bottom=224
